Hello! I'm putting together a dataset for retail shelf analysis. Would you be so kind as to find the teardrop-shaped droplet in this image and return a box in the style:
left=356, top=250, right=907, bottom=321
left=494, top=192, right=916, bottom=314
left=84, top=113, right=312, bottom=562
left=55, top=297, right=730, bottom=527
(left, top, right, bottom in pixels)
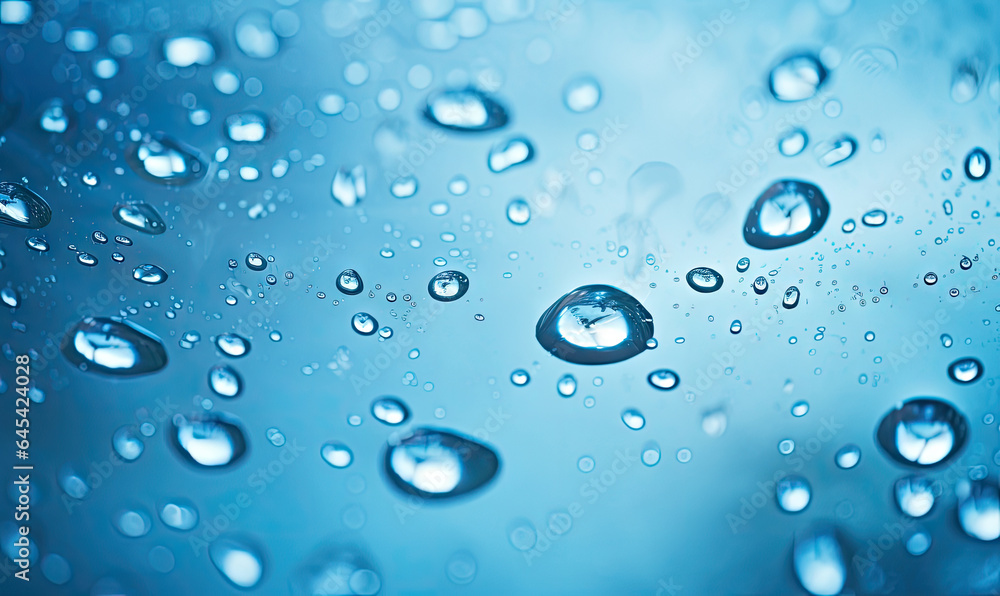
left=423, top=88, right=509, bottom=132
left=782, top=286, right=800, bottom=309
left=647, top=369, right=679, bottom=391
left=428, top=270, right=470, bottom=302
left=372, top=397, right=410, bottom=425
left=77, top=252, right=98, bottom=267
left=778, top=128, right=808, bottom=156
left=0, top=182, right=52, bottom=229
left=834, top=444, right=861, bottom=469
left=127, top=135, right=206, bottom=185
left=964, top=147, right=991, bottom=181
left=947, top=357, right=982, bottom=384
left=224, top=112, right=268, bottom=143
left=776, top=476, right=811, bottom=512
left=793, top=528, right=846, bottom=596
left=215, top=332, right=251, bottom=358
left=621, top=408, right=645, bottom=430
left=535, top=284, right=654, bottom=365
left=753, top=276, right=768, bottom=295
left=351, top=312, right=378, bottom=336
left=1, top=288, right=19, bottom=308
left=132, top=264, right=168, bottom=285
left=862, top=209, right=887, bottom=227
left=816, top=135, right=857, bottom=167
left=956, top=479, right=1000, bottom=541
left=769, top=54, right=828, bottom=102
left=743, top=180, right=829, bottom=250
left=487, top=137, right=534, bottom=173
left=876, top=398, right=968, bottom=467
left=894, top=475, right=935, bottom=518
left=321, top=442, right=353, bottom=468
left=686, top=267, right=723, bottom=293
left=170, top=413, right=247, bottom=468
left=563, top=75, right=601, bottom=113
left=61, top=317, right=168, bottom=375
left=26, top=236, right=50, bottom=252
left=113, top=202, right=166, bottom=235
left=384, top=428, right=500, bottom=499
left=209, top=537, right=264, bottom=589
left=337, top=269, right=364, bottom=295
left=208, top=365, right=242, bottom=398
left=331, top=165, right=366, bottom=208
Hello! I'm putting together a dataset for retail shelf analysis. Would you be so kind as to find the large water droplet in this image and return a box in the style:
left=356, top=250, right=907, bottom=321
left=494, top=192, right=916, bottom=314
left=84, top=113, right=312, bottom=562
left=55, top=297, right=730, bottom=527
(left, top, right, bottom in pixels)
left=372, top=397, right=410, bottom=426
left=782, top=286, right=800, bottom=309
left=964, top=147, right=991, bottom=181
left=428, top=270, right=470, bottom=302
left=793, top=528, right=846, bottom=596
left=61, top=317, right=167, bottom=375
left=621, top=408, right=645, bottom=430
left=834, top=444, right=861, bottom=469
left=535, top=285, right=654, bottom=365
left=488, top=136, right=534, bottom=173
left=556, top=374, right=577, bottom=397
left=423, top=88, right=509, bottom=132
left=132, top=264, right=168, bottom=284
left=336, top=269, right=364, bottom=295
left=209, top=537, right=265, bottom=589
left=351, top=312, right=378, bottom=336
left=894, top=475, right=935, bottom=518
left=113, top=201, right=167, bottom=235
left=876, top=398, right=968, bottom=467
left=384, top=428, right=500, bottom=499
left=321, top=442, right=353, bottom=468
left=743, top=180, right=829, bottom=250
left=948, top=357, right=983, bottom=384
left=171, top=413, right=247, bottom=468
left=956, top=479, right=1000, bottom=541
left=861, top=209, right=887, bottom=227
left=647, top=369, right=679, bottom=391
left=215, top=332, right=251, bottom=358
left=769, top=54, right=828, bottom=102
left=235, top=10, right=279, bottom=59
left=0, top=182, right=52, bottom=229
left=776, top=476, right=811, bottom=512
left=127, top=135, right=206, bottom=185
left=686, top=267, right=723, bottom=293
left=208, top=365, right=242, bottom=398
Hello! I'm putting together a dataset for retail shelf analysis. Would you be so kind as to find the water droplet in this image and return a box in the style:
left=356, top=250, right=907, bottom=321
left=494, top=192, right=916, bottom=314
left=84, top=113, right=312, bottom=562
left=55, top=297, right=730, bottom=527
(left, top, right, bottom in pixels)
left=351, top=312, right=378, bottom=336
left=208, top=365, right=242, bottom=398
left=510, top=369, right=530, bottom=386
left=0, top=182, right=52, bottom=229
left=792, top=401, right=809, bottom=417
left=445, top=551, right=477, bottom=585
left=621, top=408, right=645, bottom=430
left=563, top=75, right=601, bottom=112
left=894, top=475, right=935, bottom=518
left=159, top=500, right=199, bottom=530
left=778, top=128, right=808, bottom=156
left=922, top=272, right=937, bottom=285
left=941, top=334, right=953, bottom=348
left=793, top=528, right=846, bottom=596
left=332, top=165, right=367, bottom=207
left=112, top=202, right=166, bottom=235
left=215, top=333, right=251, bottom=358
left=390, top=176, right=418, bottom=198
left=506, top=198, right=531, bottom=225
left=641, top=442, right=661, bottom=466
left=40, top=99, right=69, bottom=133
left=743, top=180, right=829, bottom=250
left=776, top=476, right=811, bottom=512
left=384, top=428, right=500, bottom=499
left=335, top=269, right=363, bottom=295
left=488, top=137, right=534, bottom=173
left=686, top=267, right=723, bottom=293
left=959, top=256, right=972, bottom=270
left=114, top=509, right=152, bottom=538
left=209, top=537, right=264, bottom=589
left=25, top=236, right=49, bottom=252
left=235, top=10, right=279, bottom=58
left=321, top=442, right=353, bottom=468
left=861, top=209, right=887, bottom=227
left=163, top=36, right=216, bottom=67
left=834, top=444, right=861, bottom=469
left=170, top=413, right=248, bottom=468
left=61, top=317, right=167, bottom=375
left=876, top=398, right=968, bottom=467
left=816, top=135, right=857, bottom=167
left=244, top=252, right=266, bottom=271
left=647, top=369, right=679, bottom=391
left=964, top=147, right=991, bottom=181
left=753, top=276, right=768, bottom=295
left=371, top=397, right=409, bottom=425
left=128, top=135, right=205, bottom=185
left=779, top=439, right=796, bottom=455
left=428, top=270, right=470, bottom=302
left=736, top=257, right=750, bottom=272
left=782, top=286, right=801, bottom=308
left=224, top=112, right=268, bottom=143
left=948, top=357, right=982, bottom=384
left=556, top=374, right=577, bottom=397
left=769, top=54, right=828, bottom=101
left=956, top=479, right=1000, bottom=541
left=535, top=285, right=653, bottom=365
left=132, top=264, right=168, bottom=285
left=112, top=425, right=144, bottom=461
left=950, top=59, right=983, bottom=104
left=423, top=88, right=509, bottom=132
